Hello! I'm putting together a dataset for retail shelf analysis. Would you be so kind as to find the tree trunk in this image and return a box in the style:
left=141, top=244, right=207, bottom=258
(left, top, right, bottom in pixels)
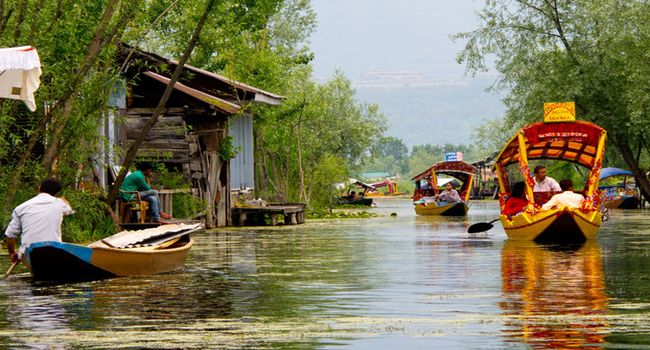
left=106, top=0, right=217, bottom=206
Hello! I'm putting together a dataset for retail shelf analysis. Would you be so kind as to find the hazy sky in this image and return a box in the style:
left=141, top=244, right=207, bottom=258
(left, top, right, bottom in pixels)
left=309, top=0, right=485, bottom=81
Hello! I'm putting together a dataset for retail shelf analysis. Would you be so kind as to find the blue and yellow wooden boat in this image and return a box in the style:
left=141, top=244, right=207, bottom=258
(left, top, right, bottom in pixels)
left=23, top=223, right=201, bottom=283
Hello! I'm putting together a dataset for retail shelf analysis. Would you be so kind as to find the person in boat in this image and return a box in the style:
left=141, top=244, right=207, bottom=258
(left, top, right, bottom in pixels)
left=541, top=179, right=585, bottom=210
left=435, top=182, right=461, bottom=204
left=533, top=165, right=561, bottom=192
left=119, top=162, right=171, bottom=223
left=503, top=181, right=528, bottom=219
left=4, top=178, right=74, bottom=263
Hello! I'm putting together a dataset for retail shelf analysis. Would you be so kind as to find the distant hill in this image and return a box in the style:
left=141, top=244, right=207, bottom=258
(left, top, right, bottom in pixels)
left=354, top=75, right=506, bottom=148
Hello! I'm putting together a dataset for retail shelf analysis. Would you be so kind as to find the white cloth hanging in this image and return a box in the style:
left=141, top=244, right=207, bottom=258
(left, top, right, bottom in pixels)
left=0, top=46, right=42, bottom=111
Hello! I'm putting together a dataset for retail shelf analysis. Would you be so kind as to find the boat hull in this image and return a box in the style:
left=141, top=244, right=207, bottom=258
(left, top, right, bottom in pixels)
left=337, top=197, right=373, bottom=206
left=414, top=201, right=468, bottom=216
left=23, top=236, right=193, bottom=283
left=500, top=208, right=602, bottom=243
left=603, top=195, right=640, bottom=209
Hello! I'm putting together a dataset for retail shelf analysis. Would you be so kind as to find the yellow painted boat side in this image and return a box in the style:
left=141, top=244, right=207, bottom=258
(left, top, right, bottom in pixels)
left=414, top=202, right=468, bottom=216
left=89, top=237, right=193, bottom=276
left=500, top=208, right=602, bottom=241
left=572, top=209, right=602, bottom=240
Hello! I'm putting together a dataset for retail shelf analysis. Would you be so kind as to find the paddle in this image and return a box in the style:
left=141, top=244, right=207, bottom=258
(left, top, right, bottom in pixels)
left=3, top=261, right=19, bottom=279
left=467, top=218, right=500, bottom=233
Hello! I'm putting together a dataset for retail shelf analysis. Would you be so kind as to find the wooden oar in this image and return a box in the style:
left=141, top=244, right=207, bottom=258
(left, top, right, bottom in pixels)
left=3, top=261, right=19, bottom=279
left=467, top=218, right=500, bottom=233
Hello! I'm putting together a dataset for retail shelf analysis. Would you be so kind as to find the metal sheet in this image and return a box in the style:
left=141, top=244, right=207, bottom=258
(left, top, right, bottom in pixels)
left=229, top=115, right=255, bottom=189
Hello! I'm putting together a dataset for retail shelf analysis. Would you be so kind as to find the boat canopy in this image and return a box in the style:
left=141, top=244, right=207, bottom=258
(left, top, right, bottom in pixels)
left=493, top=120, right=607, bottom=211
left=412, top=161, right=477, bottom=182
left=349, top=179, right=376, bottom=190
left=494, top=121, right=606, bottom=168
left=600, top=167, right=634, bottom=180
left=412, top=161, right=477, bottom=202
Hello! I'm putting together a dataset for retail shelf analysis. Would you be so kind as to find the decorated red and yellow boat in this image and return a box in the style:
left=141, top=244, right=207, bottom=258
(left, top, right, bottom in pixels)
left=412, top=161, right=477, bottom=216
left=494, top=115, right=607, bottom=242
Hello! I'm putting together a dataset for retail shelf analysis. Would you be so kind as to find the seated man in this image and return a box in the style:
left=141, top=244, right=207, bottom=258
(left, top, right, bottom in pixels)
left=435, top=182, right=461, bottom=204
left=533, top=165, right=561, bottom=192
left=541, top=179, right=584, bottom=210
left=120, top=162, right=171, bottom=223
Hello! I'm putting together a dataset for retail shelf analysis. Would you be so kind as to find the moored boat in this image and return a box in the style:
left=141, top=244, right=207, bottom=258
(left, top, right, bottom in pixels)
left=23, top=223, right=202, bottom=283
left=365, top=179, right=406, bottom=197
left=412, top=161, right=477, bottom=216
left=337, top=179, right=374, bottom=206
left=494, top=117, right=607, bottom=243
left=599, top=167, right=641, bottom=209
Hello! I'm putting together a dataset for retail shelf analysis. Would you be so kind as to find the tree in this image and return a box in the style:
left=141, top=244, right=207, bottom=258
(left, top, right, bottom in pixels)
left=455, top=0, right=650, bottom=201
left=367, top=137, right=409, bottom=175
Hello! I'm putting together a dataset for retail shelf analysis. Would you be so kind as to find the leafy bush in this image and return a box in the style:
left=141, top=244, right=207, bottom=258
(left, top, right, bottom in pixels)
left=61, top=190, right=118, bottom=243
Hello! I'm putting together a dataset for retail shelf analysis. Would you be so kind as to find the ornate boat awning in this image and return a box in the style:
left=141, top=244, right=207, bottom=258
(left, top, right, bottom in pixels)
left=494, top=121, right=606, bottom=169
left=412, top=161, right=478, bottom=182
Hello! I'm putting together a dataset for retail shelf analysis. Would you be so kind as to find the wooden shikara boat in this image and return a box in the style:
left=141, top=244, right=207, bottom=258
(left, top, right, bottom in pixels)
left=412, top=161, right=477, bottom=216
left=337, top=179, right=374, bottom=206
left=23, top=223, right=202, bottom=283
left=365, top=179, right=406, bottom=197
left=494, top=120, right=607, bottom=243
left=599, top=167, right=640, bottom=209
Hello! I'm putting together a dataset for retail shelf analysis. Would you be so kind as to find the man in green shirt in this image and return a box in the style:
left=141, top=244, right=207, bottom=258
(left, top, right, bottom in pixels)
left=120, top=163, right=171, bottom=222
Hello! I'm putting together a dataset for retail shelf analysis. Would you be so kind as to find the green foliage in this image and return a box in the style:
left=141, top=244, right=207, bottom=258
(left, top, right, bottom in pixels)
left=363, top=137, right=409, bottom=175
left=151, top=164, right=203, bottom=218
left=219, top=135, right=240, bottom=161
left=455, top=0, right=650, bottom=177
left=60, top=190, right=118, bottom=243
left=308, top=154, right=350, bottom=209
left=172, top=193, right=204, bottom=219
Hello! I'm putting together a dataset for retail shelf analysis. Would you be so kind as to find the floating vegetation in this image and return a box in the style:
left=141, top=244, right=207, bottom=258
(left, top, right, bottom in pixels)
left=307, top=210, right=378, bottom=219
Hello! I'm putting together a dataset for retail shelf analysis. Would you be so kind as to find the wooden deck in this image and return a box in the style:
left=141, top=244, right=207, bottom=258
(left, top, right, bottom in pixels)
left=232, top=204, right=306, bottom=226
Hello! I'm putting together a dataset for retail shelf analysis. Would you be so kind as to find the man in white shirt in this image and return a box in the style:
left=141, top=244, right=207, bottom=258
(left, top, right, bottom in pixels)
left=533, top=165, right=561, bottom=192
left=5, top=179, right=74, bottom=262
left=542, top=179, right=584, bottom=210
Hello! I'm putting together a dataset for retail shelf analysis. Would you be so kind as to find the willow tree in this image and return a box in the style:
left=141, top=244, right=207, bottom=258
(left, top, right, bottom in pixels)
left=456, top=0, right=650, bottom=200
left=0, top=0, right=152, bottom=214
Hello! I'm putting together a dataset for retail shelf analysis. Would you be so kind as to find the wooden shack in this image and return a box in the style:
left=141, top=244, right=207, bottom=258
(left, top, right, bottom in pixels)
left=113, top=45, right=282, bottom=227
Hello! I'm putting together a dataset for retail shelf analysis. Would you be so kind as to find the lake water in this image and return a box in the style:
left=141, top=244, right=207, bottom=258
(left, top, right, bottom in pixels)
left=1, top=198, right=650, bottom=349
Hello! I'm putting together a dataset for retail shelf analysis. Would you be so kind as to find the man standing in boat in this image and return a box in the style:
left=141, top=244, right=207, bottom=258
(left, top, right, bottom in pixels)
left=4, top=178, right=74, bottom=263
left=119, top=162, right=171, bottom=223
left=533, top=165, right=561, bottom=192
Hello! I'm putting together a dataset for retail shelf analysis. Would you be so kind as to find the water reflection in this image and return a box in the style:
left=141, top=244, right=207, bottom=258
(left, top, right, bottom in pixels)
left=500, top=240, right=609, bottom=348
left=3, top=285, right=73, bottom=349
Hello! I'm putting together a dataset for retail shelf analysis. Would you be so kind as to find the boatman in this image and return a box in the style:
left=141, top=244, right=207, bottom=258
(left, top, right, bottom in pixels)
left=4, top=178, right=74, bottom=263
left=533, top=165, right=561, bottom=192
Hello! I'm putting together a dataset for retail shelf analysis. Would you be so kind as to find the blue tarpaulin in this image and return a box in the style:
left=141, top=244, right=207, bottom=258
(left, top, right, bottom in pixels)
left=600, top=167, right=634, bottom=180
